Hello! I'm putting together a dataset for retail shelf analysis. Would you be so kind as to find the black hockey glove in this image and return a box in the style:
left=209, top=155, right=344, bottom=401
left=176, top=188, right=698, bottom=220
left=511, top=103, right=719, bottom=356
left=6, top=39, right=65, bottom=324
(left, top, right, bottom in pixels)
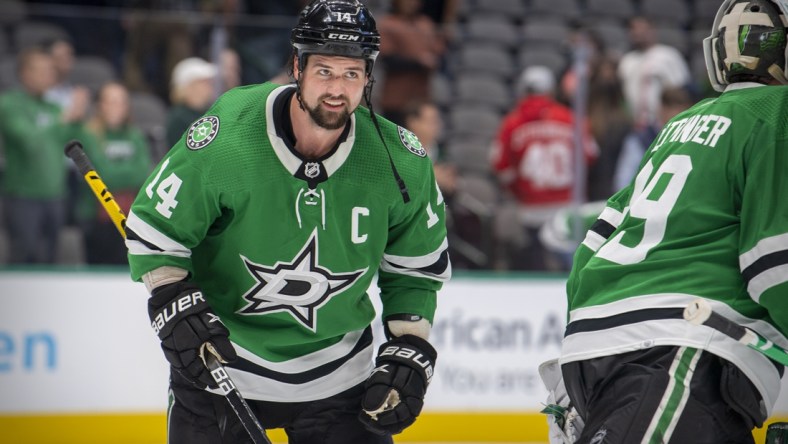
left=359, top=334, right=437, bottom=435
left=148, top=280, right=237, bottom=389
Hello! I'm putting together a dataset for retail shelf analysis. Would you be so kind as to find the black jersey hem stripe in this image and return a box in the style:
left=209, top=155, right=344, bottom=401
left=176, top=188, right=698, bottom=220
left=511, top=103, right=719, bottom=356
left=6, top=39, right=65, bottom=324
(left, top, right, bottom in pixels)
left=742, top=250, right=788, bottom=284
left=125, top=227, right=164, bottom=252
left=564, top=307, right=685, bottom=336
left=590, top=218, right=616, bottom=240
left=228, top=327, right=372, bottom=384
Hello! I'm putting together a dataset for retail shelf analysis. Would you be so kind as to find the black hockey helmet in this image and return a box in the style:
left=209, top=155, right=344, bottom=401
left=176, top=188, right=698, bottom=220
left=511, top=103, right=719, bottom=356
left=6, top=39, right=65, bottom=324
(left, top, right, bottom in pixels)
left=291, top=0, right=380, bottom=75
left=704, top=0, right=788, bottom=91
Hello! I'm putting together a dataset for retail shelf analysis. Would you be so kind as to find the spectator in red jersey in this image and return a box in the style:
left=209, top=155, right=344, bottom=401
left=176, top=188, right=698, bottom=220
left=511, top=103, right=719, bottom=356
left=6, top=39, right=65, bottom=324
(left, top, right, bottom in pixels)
left=491, top=66, right=598, bottom=271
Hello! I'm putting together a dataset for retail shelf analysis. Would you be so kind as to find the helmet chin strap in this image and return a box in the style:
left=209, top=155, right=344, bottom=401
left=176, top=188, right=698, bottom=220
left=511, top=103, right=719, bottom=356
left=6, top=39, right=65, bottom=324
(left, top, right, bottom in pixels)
left=363, top=73, right=375, bottom=108
left=363, top=74, right=411, bottom=204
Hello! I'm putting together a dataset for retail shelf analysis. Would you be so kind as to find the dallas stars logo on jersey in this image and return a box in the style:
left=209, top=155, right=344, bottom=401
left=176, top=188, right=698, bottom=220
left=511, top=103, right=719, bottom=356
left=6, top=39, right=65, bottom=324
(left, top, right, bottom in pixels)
left=187, top=116, right=220, bottom=150
left=239, top=229, right=367, bottom=331
left=398, top=126, right=426, bottom=157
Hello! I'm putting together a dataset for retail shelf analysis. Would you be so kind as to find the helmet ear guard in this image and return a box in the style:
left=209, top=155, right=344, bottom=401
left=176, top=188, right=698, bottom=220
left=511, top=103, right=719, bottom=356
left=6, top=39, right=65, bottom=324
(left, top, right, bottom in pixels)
left=704, top=0, right=788, bottom=91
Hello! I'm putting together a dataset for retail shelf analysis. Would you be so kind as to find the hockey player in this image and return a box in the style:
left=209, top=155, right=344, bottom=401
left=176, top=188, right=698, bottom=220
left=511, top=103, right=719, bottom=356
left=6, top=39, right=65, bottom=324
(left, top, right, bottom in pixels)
left=124, top=1, right=451, bottom=442
left=544, top=0, right=788, bottom=442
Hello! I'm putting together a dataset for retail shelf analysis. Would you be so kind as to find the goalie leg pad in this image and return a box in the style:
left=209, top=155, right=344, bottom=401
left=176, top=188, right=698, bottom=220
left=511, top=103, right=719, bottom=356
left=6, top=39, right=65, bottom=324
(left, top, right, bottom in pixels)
left=563, top=346, right=758, bottom=444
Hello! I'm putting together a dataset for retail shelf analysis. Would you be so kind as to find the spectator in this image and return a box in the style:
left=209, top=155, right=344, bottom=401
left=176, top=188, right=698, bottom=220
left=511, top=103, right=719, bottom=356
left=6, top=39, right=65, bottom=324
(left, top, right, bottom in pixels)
left=585, top=56, right=632, bottom=200
left=43, top=36, right=79, bottom=111
left=613, top=86, right=694, bottom=191
left=376, top=0, right=445, bottom=125
left=42, top=36, right=92, bottom=227
left=0, top=48, right=88, bottom=264
left=232, top=1, right=307, bottom=85
left=77, top=82, right=153, bottom=265
left=220, top=47, right=242, bottom=92
left=165, top=57, right=218, bottom=147
left=403, top=100, right=495, bottom=270
left=491, top=66, right=597, bottom=271
left=618, top=16, right=691, bottom=128
left=562, top=29, right=632, bottom=201
left=402, top=100, right=456, bottom=196
left=419, top=0, right=460, bottom=44
left=122, top=0, right=198, bottom=99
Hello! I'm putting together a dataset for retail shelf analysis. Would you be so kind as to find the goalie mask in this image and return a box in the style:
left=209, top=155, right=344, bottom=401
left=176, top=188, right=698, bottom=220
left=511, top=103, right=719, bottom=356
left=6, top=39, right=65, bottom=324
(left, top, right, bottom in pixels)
left=704, top=0, right=788, bottom=91
left=291, top=0, right=380, bottom=75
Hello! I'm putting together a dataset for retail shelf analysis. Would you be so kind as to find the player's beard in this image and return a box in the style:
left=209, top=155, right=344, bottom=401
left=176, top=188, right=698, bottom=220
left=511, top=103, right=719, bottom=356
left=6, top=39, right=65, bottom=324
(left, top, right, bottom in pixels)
left=306, top=94, right=352, bottom=130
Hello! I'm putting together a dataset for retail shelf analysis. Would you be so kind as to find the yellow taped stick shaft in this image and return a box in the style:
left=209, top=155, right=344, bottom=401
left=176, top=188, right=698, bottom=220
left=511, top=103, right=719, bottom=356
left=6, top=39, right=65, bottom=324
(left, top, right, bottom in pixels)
left=65, top=139, right=128, bottom=239
left=83, top=171, right=127, bottom=238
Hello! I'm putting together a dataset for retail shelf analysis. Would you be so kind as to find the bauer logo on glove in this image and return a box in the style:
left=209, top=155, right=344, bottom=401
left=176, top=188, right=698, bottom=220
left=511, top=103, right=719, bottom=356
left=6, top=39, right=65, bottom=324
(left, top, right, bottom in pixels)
left=147, top=281, right=237, bottom=389
left=379, top=344, right=434, bottom=383
left=150, top=290, right=207, bottom=335
left=359, top=334, right=438, bottom=435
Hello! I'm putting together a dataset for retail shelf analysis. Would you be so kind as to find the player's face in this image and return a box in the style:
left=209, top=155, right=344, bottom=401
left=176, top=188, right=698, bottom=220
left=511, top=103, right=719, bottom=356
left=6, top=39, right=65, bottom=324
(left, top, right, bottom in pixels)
left=298, top=55, right=366, bottom=130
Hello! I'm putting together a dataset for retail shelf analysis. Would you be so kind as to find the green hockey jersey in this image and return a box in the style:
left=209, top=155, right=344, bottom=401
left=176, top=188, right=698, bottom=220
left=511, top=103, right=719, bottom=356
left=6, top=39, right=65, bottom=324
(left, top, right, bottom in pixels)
left=561, top=83, right=788, bottom=414
left=0, top=89, right=80, bottom=199
left=126, top=83, right=451, bottom=402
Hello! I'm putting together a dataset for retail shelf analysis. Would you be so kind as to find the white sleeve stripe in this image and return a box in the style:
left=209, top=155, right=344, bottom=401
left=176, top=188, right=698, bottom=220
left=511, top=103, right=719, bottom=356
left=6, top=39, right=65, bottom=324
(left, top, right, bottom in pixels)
left=598, top=206, right=626, bottom=227
left=126, top=240, right=191, bottom=258
left=581, top=230, right=606, bottom=252
left=747, top=264, right=788, bottom=303
left=125, top=210, right=191, bottom=258
left=383, top=238, right=449, bottom=268
left=740, top=232, right=788, bottom=269
left=379, top=259, right=451, bottom=282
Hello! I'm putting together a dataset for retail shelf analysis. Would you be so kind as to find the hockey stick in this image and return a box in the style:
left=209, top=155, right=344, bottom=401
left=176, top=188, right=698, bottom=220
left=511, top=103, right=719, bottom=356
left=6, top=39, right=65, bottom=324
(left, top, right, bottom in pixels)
left=684, top=298, right=788, bottom=367
left=64, top=140, right=272, bottom=444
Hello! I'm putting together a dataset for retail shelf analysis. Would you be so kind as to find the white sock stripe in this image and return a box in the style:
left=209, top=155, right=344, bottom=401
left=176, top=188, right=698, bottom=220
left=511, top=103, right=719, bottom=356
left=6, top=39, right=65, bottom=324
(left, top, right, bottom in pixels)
left=166, top=388, right=175, bottom=444
left=641, top=347, right=702, bottom=444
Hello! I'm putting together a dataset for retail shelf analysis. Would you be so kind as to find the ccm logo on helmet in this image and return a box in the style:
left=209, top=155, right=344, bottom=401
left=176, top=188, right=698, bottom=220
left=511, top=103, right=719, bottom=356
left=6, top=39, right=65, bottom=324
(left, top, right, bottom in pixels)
left=328, top=33, right=360, bottom=41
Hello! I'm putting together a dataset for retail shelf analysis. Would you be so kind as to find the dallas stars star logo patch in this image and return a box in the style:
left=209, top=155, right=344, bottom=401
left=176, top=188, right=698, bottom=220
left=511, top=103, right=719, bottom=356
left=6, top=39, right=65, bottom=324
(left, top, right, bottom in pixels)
left=186, top=116, right=219, bottom=150
left=398, top=126, right=426, bottom=157
left=239, top=230, right=367, bottom=331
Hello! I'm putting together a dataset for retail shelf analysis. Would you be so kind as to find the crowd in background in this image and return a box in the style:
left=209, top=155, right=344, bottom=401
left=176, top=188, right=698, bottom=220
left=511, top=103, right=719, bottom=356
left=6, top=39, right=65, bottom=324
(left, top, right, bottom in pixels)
left=0, top=0, right=714, bottom=271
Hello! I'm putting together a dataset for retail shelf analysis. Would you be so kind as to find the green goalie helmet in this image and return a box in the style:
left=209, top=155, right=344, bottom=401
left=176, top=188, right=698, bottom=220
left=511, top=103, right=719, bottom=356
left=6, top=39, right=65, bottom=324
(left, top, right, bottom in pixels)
left=704, top=0, right=788, bottom=91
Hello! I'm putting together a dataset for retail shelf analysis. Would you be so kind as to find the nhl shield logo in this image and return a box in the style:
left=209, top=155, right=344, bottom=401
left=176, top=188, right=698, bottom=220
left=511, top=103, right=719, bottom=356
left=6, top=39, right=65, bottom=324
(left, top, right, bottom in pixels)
left=398, top=126, right=427, bottom=157
left=187, top=116, right=220, bottom=150
left=304, top=162, right=321, bottom=179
